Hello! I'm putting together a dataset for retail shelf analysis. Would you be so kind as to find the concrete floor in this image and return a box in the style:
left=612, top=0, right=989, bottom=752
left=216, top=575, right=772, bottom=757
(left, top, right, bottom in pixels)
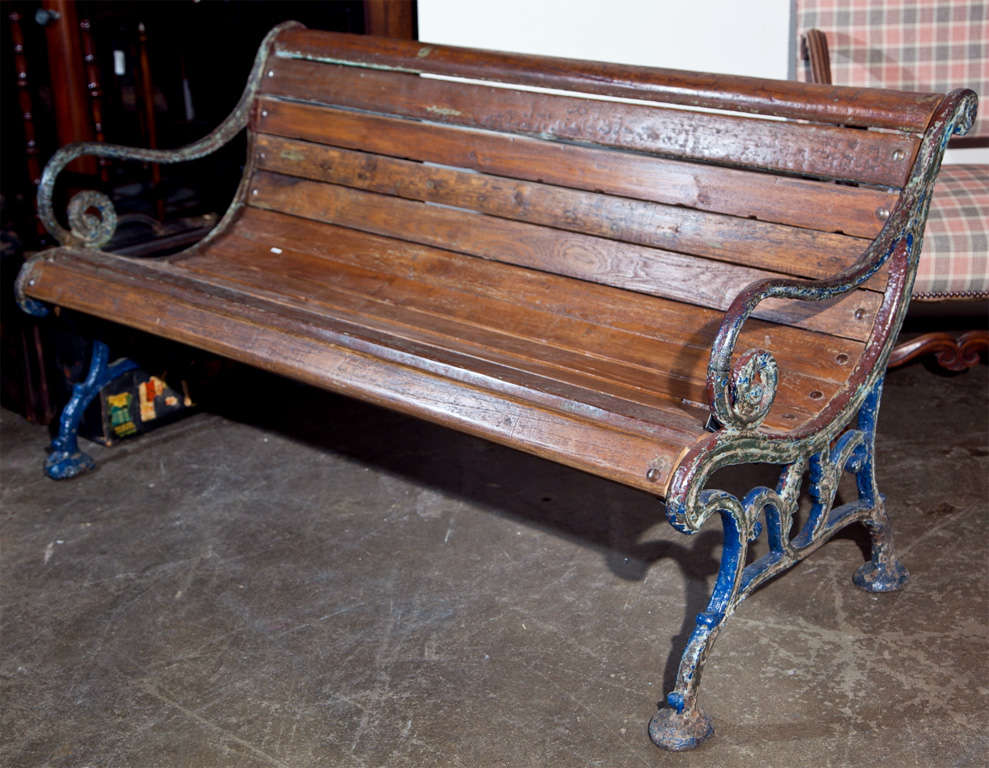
left=1, top=361, right=986, bottom=767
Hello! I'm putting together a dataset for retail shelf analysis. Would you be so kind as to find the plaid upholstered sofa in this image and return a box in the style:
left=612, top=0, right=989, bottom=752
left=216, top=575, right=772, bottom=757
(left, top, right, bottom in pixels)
left=796, top=0, right=988, bottom=369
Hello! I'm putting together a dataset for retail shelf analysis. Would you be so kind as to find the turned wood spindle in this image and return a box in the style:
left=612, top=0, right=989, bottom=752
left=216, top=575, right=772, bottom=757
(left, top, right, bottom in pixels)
left=78, top=18, right=109, bottom=183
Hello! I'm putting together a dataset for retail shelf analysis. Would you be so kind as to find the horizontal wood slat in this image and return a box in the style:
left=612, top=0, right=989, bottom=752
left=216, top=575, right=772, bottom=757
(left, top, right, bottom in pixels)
left=180, top=226, right=849, bottom=427
left=246, top=170, right=882, bottom=341
left=255, top=98, right=899, bottom=239
left=227, top=207, right=865, bottom=368
left=255, top=133, right=882, bottom=288
left=221, top=207, right=866, bottom=386
left=273, top=27, right=943, bottom=132
left=259, top=58, right=918, bottom=187
left=23, top=248, right=700, bottom=494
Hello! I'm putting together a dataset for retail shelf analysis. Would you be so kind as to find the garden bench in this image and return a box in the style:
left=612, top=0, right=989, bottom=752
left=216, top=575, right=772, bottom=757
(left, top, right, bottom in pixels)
left=16, top=23, right=977, bottom=751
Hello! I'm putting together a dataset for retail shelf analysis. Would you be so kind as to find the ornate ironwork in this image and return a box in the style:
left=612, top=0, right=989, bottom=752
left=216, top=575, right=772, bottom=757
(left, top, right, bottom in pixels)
left=651, top=88, right=978, bottom=751
left=34, top=21, right=300, bottom=250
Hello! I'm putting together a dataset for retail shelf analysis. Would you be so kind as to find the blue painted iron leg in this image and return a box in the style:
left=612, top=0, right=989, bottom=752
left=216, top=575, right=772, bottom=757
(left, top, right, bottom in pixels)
left=850, top=376, right=909, bottom=592
left=45, top=340, right=138, bottom=480
left=649, top=504, right=747, bottom=751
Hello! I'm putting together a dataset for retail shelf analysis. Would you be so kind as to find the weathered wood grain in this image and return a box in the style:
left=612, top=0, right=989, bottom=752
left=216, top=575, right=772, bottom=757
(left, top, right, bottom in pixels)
left=183, top=228, right=848, bottom=425
left=221, top=206, right=867, bottom=387
left=260, top=58, right=918, bottom=187
left=23, top=247, right=699, bottom=494
left=247, top=170, right=883, bottom=341
left=273, top=27, right=942, bottom=132
left=255, top=98, right=899, bottom=238
left=255, top=134, right=881, bottom=287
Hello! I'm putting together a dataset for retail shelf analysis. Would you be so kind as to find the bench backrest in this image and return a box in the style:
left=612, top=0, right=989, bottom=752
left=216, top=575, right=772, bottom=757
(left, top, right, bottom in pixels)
left=245, top=27, right=944, bottom=347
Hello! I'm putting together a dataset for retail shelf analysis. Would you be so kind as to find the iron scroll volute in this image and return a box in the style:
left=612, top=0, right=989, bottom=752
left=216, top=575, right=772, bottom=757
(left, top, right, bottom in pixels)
left=712, top=348, right=779, bottom=430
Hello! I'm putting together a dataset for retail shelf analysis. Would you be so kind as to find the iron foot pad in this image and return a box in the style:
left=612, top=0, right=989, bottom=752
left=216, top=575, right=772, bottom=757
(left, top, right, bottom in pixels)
left=44, top=450, right=96, bottom=480
left=648, top=705, right=714, bottom=751
left=853, top=559, right=909, bottom=593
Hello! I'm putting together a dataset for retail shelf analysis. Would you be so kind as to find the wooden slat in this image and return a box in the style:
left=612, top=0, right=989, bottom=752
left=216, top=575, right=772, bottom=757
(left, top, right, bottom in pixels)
left=23, top=248, right=698, bottom=495
left=255, top=133, right=883, bottom=288
left=181, top=228, right=848, bottom=427
left=246, top=170, right=883, bottom=341
left=255, top=98, right=899, bottom=238
left=220, top=207, right=866, bottom=386
left=273, top=27, right=943, bottom=132
left=260, top=58, right=918, bottom=187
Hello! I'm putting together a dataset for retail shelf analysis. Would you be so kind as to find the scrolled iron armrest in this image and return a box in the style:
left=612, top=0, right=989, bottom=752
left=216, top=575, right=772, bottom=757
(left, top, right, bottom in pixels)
left=38, top=140, right=235, bottom=248
left=707, top=87, right=979, bottom=433
left=37, top=21, right=300, bottom=249
left=706, top=262, right=886, bottom=431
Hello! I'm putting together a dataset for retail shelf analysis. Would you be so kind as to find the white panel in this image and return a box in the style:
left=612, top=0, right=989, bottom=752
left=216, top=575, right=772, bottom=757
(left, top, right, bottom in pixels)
left=418, top=0, right=791, bottom=80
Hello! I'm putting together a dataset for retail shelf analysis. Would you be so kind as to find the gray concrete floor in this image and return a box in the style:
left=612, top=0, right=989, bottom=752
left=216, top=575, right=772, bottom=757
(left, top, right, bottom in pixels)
left=1, top=362, right=987, bottom=767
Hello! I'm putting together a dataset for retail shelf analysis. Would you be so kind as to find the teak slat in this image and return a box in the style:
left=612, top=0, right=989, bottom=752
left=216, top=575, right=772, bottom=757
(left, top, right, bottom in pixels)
left=260, top=58, right=918, bottom=187
left=273, top=27, right=942, bottom=132
left=24, top=248, right=700, bottom=494
left=254, top=134, right=880, bottom=287
left=246, top=170, right=883, bottom=341
left=221, top=207, right=867, bottom=383
left=220, top=206, right=867, bottom=385
left=182, top=229, right=847, bottom=426
left=255, top=98, right=899, bottom=239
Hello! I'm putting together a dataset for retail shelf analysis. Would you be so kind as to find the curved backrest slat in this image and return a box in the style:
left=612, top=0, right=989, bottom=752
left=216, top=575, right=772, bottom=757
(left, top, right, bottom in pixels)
left=274, top=27, right=943, bottom=132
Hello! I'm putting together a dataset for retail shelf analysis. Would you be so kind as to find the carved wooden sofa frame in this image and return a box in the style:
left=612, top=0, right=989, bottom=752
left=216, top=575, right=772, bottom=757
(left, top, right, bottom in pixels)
left=16, top=24, right=977, bottom=751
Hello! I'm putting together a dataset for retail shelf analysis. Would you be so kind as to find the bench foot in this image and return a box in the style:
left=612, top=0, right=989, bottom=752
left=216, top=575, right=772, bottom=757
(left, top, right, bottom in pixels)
left=45, top=340, right=137, bottom=480
left=652, top=503, right=748, bottom=751
left=854, top=558, right=909, bottom=592
left=45, top=449, right=97, bottom=480
left=648, top=702, right=713, bottom=751
left=850, top=378, right=910, bottom=593
left=853, top=500, right=909, bottom=592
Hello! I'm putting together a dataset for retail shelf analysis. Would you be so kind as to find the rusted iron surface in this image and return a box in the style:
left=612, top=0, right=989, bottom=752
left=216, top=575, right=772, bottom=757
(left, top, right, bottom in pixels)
left=652, top=88, right=978, bottom=750
left=35, top=21, right=300, bottom=249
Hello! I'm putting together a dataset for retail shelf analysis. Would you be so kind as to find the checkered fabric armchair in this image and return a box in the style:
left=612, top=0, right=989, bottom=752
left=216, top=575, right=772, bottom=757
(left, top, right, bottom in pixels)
left=796, top=0, right=988, bottom=369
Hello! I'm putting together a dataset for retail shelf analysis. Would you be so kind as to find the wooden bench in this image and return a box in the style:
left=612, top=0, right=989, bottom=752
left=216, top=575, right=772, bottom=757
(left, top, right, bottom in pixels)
left=16, top=23, right=977, bottom=751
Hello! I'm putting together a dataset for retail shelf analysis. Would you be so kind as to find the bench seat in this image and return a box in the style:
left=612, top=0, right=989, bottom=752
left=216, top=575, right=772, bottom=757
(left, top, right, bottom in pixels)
left=25, top=201, right=868, bottom=495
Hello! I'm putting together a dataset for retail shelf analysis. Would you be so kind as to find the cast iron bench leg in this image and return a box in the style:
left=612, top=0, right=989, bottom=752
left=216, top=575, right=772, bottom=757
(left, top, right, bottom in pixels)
left=850, top=378, right=910, bottom=593
left=648, top=505, right=746, bottom=750
left=45, top=340, right=138, bottom=479
left=650, top=376, right=909, bottom=750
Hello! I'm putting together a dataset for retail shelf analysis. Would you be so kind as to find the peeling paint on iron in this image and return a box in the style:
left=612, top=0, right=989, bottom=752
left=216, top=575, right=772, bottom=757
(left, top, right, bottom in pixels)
left=651, top=88, right=977, bottom=751
left=34, top=21, right=302, bottom=250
